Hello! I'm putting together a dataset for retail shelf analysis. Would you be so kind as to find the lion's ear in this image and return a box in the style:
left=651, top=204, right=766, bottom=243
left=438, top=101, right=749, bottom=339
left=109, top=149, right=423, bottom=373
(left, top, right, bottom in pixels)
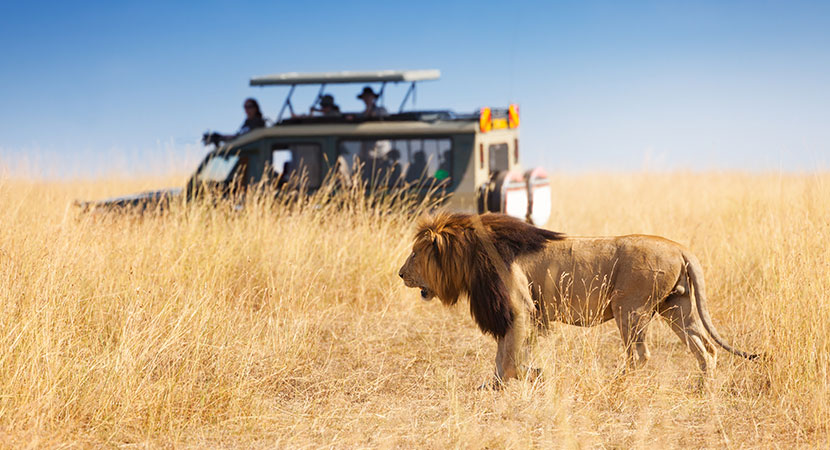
left=430, top=230, right=443, bottom=256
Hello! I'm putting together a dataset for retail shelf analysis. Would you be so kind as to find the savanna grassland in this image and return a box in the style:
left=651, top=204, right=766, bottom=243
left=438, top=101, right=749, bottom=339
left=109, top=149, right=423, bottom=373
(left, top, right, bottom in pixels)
left=0, top=172, right=828, bottom=448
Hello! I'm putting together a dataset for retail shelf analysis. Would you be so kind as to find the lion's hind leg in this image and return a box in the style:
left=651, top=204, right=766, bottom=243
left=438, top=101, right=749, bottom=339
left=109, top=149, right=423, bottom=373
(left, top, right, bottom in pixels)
left=658, top=294, right=717, bottom=375
left=612, top=302, right=654, bottom=370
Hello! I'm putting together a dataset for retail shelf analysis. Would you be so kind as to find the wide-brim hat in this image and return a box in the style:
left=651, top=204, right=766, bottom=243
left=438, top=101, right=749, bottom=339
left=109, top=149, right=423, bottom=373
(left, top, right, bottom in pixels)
left=357, top=86, right=379, bottom=99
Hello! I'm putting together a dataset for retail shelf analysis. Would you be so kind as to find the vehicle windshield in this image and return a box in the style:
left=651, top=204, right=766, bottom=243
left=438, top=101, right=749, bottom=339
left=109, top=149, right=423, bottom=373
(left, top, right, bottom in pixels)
left=197, top=153, right=240, bottom=183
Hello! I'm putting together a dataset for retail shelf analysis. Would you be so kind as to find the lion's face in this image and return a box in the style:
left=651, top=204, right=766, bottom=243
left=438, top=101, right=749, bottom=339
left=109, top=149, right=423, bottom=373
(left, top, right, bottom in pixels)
left=398, top=249, right=435, bottom=301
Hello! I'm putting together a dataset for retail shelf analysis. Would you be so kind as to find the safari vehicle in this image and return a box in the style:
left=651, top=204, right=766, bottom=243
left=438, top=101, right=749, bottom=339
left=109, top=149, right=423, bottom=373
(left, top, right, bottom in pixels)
left=77, top=70, right=552, bottom=226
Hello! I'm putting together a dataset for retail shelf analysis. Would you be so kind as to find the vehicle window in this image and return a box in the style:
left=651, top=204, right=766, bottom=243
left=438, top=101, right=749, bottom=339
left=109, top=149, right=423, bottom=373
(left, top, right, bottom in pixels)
left=489, top=143, right=509, bottom=172
left=271, top=143, right=323, bottom=188
left=197, top=153, right=240, bottom=183
left=338, top=138, right=452, bottom=185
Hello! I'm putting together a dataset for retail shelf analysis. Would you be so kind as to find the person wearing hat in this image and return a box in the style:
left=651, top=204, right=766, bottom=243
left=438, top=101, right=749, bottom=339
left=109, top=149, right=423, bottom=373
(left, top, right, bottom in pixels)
left=357, top=86, right=388, bottom=118
left=311, top=94, right=341, bottom=117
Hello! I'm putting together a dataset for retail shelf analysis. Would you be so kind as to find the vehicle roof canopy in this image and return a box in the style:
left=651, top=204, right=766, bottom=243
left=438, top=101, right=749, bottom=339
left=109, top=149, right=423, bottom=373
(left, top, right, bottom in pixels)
left=250, top=69, right=441, bottom=86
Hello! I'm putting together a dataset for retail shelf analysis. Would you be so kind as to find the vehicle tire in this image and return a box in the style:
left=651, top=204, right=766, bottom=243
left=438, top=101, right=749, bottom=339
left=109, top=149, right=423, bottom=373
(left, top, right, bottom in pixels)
left=478, top=170, right=529, bottom=221
left=525, top=167, right=552, bottom=227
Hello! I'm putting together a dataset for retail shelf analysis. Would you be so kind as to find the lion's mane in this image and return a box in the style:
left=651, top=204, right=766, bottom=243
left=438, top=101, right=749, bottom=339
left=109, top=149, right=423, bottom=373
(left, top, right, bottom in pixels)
left=413, top=213, right=564, bottom=337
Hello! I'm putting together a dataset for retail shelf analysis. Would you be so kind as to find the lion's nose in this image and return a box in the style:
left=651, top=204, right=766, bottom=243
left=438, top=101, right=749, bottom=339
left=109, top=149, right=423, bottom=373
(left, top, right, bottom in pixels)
left=398, top=271, right=404, bottom=279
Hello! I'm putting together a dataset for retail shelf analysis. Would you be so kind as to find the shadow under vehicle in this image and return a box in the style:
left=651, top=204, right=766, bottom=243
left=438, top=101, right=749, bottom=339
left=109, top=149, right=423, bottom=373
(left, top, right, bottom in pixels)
left=77, top=70, right=552, bottom=225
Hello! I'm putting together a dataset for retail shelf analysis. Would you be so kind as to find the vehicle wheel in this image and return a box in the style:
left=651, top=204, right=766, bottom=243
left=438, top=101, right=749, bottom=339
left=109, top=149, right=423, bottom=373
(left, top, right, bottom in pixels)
left=478, top=170, right=529, bottom=221
left=525, top=167, right=552, bottom=227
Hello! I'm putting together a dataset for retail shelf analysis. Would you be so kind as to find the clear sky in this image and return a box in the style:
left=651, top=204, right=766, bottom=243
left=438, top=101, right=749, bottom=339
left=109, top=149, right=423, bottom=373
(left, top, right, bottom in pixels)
left=1, top=1, right=829, bottom=177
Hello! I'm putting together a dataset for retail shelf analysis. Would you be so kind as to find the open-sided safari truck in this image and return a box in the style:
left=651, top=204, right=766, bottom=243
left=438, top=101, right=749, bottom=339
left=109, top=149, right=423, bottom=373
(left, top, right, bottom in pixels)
left=77, top=70, right=552, bottom=226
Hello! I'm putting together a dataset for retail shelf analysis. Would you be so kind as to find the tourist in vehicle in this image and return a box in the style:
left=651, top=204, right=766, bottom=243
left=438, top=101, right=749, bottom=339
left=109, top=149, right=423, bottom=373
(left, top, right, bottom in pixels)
left=357, top=87, right=388, bottom=117
left=237, top=98, right=267, bottom=134
left=385, top=148, right=404, bottom=186
left=203, top=98, right=267, bottom=145
left=310, top=94, right=341, bottom=117
left=438, top=150, right=452, bottom=177
left=407, top=150, right=427, bottom=182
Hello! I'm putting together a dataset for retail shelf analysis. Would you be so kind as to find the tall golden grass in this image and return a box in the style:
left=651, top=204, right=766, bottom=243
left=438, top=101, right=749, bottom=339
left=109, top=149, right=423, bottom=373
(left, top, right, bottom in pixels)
left=0, top=172, right=827, bottom=447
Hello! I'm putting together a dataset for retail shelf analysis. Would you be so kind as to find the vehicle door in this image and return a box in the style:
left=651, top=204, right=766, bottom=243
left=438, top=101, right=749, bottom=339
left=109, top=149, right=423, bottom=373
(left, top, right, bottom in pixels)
left=266, top=141, right=325, bottom=191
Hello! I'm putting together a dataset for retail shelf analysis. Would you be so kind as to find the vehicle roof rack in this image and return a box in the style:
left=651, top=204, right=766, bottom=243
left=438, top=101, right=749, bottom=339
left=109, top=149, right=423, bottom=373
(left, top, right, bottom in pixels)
left=249, top=69, right=440, bottom=86
left=277, top=110, right=459, bottom=125
left=252, top=69, right=442, bottom=122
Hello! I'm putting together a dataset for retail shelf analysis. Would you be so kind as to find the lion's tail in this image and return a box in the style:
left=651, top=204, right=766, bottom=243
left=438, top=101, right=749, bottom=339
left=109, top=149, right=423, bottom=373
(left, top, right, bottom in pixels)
left=683, top=252, right=761, bottom=361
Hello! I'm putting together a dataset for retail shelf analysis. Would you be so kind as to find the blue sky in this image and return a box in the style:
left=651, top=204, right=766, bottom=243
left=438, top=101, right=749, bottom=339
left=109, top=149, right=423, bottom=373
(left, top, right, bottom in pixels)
left=1, top=1, right=829, bottom=177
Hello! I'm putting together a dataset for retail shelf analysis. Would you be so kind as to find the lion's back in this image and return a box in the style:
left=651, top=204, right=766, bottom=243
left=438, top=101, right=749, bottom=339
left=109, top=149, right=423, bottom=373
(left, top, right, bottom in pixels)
left=522, top=235, right=688, bottom=306
left=613, top=234, right=687, bottom=266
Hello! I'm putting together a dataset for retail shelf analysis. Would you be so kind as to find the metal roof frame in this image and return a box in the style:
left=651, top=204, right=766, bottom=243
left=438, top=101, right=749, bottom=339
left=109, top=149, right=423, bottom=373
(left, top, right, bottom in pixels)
left=249, top=69, right=440, bottom=86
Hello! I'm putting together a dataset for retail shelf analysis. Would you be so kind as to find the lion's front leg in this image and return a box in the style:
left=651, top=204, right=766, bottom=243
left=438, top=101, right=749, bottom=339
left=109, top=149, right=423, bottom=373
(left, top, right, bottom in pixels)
left=481, top=265, right=536, bottom=390
left=493, top=305, right=532, bottom=386
left=496, top=328, right=520, bottom=380
left=479, top=330, right=521, bottom=390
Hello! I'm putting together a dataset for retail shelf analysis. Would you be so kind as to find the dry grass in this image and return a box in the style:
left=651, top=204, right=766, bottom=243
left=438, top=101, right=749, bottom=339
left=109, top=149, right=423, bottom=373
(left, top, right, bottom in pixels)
left=0, top=172, right=828, bottom=448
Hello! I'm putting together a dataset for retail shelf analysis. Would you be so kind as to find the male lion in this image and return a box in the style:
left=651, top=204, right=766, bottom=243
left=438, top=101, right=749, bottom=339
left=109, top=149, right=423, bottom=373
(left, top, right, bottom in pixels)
left=398, top=212, right=759, bottom=386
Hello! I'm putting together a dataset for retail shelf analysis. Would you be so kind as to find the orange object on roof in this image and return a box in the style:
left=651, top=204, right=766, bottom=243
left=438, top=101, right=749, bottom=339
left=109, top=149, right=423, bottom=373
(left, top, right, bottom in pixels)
left=508, top=104, right=520, bottom=129
left=480, top=107, right=492, bottom=133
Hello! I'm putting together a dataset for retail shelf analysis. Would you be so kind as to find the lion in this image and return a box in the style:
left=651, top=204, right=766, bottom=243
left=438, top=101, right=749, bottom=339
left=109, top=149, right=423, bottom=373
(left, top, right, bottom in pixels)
left=398, top=212, right=759, bottom=386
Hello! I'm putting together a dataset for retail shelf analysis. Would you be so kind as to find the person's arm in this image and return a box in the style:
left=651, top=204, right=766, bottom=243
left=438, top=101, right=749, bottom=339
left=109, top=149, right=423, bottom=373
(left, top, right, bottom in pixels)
left=202, top=131, right=236, bottom=146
